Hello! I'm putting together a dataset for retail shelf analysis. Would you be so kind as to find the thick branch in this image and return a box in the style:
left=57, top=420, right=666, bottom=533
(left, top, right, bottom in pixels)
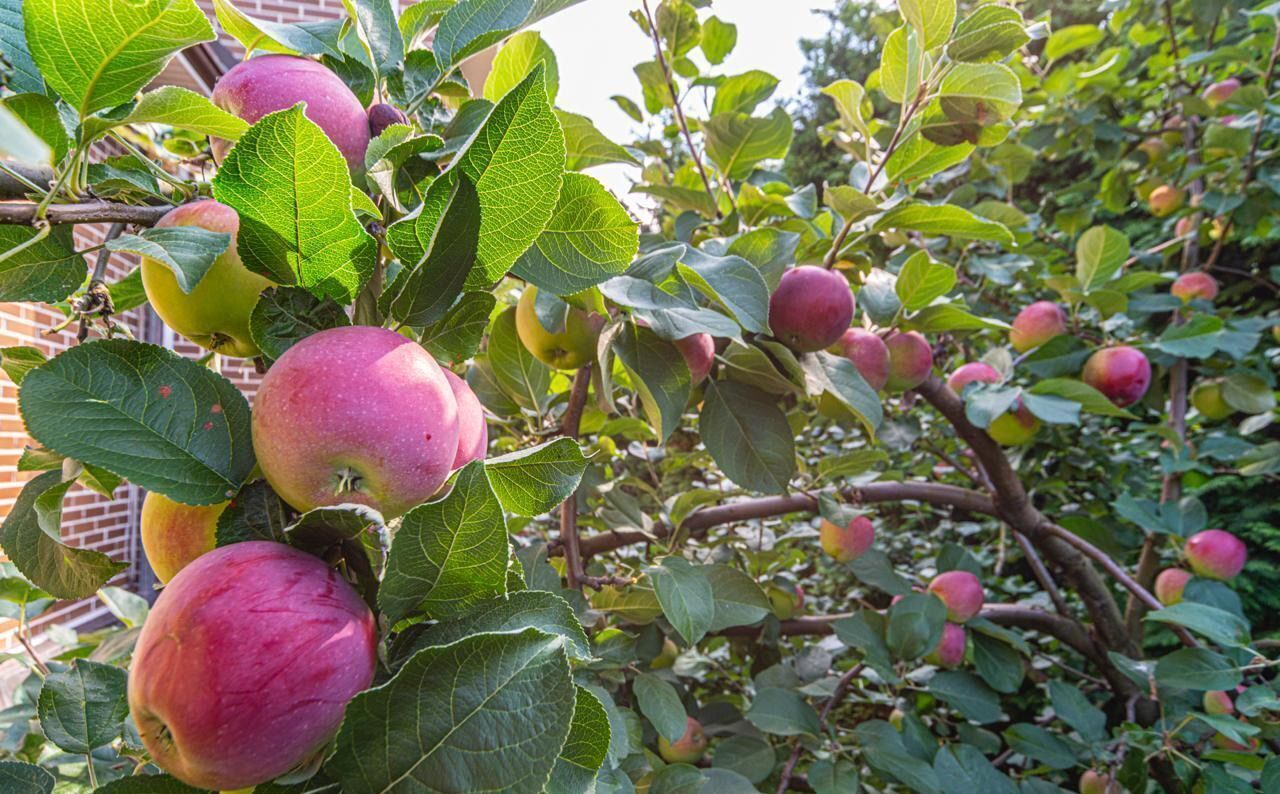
left=0, top=200, right=171, bottom=226
left=0, top=161, right=54, bottom=199
left=558, top=364, right=593, bottom=591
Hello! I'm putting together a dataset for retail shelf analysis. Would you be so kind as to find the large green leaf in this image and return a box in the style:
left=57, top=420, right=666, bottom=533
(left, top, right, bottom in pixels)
left=0, top=225, right=85, bottom=303
left=19, top=340, right=255, bottom=505
left=634, top=672, right=687, bottom=742
left=454, top=64, right=566, bottom=284
left=1074, top=225, right=1129, bottom=292
left=645, top=556, right=714, bottom=646
left=885, top=135, right=973, bottom=183
left=677, top=247, right=770, bottom=334
left=346, top=0, right=404, bottom=79
left=105, top=227, right=230, bottom=294
left=880, top=25, right=924, bottom=105
left=0, top=346, right=46, bottom=386
left=612, top=323, right=692, bottom=442
left=212, top=106, right=375, bottom=303
left=394, top=590, right=591, bottom=664
left=899, top=0, right=955, bottom=49
left=712, top=69, right=779, bottom=115
left=379, top=461, right=509, bottom=623
left=3, top=93, right=70, bottom=162
left=212, top=0, right=343, bottom=58
left=937, top=63, right=1021, bottom=123
left=886, top=592, right=947, bottom=659
left=0, top=0, right=44, bottom=93
left=874, top=203, right=1013, bottom=243
left=700, top=15, right=736, bottom=64
left=557, top=109, right=639, bottom=170
left=0, top=762, right=54, bottom=794
left=802, top=351, right=883, bottom=436
left=700, top=380, right=795, bottom=494
left=703, top=107, right=793, bottom=179
left=488, top=306, right=551, bottom=411
left=25, top=0, right=214, bottom=117
left=933, top=745, right=1017, bottom=794
left=747, top=688, right=821, bottom=737
left=433, top=0, right=534, bottom=67
left=484, top=29, right=558, bottom=103
left=705, top=564, right=772, bottom=631
left=1002, top=723, right=1076, bottom=769
left=928, top=671, right=1002, bottom=723
left=36, top=659, right=128, bottom=753
left=1154, top=647, right=1244, bottom=690
left=420, top=291, right=496, bottom=365
left=947, top=5, right=1028, bottom=63
left=483, top=437, right=588, bottom=516
left=81, top=86, right=248, bottom=142
left=328, top=629, right=575, bottom=794
left=546, top=687, right=612, bottom=794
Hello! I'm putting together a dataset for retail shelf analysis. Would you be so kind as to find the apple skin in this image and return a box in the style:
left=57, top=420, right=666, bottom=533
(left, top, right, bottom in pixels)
left=674, top=333, right=715, bottom=384
left=1171, top=272, right=1219, bottom=303
left=1191, top=380, right=1233, bottom=421
left=1082, top=346, right=1151, bottom=408
left=444, top=370, right=488, bottom=469
left=1147, top=185, right=1185, bottom=217
left=253, top=326, right=460, bottom=518
left=883, top=331, right=933, bottom=392
left=650, top=637, right=679, bottom=669
left=926, top=622, right=966, bottom=668
left=946, top=363, right=1040, bottom=446
left=514, top=287, right=604, bottom=370
left=1204, top=690, right=1234, bottom=716
left=1079, top=770, right=1119, bottom=794
left=1184, top=529, right=1247, bottom=580
left=367, top=102, right=409, bottom=138
left=141, top=200, right=274, bottom=358
left=820, top=515, right=875, bottom=563
left=927, top=570, right=984, bottom=624
left=1203, top=78, right=1241, bottom=108
left=211, top=55, right=371, bottom=175
left=1009, top=301, right=1067, bottom=352
left=140, top=493, right=225, bottom=584
left=128, top=542, right=376, bottom=791
left=768, top=266, right=854, bottom=353
left=1154, top=568, right=1191, bottom=606
left=832, top=328, right=890, bottom=391
left=658, top=717, right=708, bottom=764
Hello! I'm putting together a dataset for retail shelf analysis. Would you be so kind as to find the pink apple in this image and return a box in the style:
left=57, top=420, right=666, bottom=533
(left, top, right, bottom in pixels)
left=769, top=266, right=854, bottom=352
left=129, top=542, right=376, bottom=791
left=1203, top=78, right=1241, bottom=108
left=675, top=333, right=715, bottom=384
left=212, top=55, right=371, bottom=174
left=444, top=370, right=488, bottom=469
left=927, top=570, right=984, bottom=623
left=1171, top=272, right=1219, bottom=303
left=883, top=331, right=933, bottom=392
left=820, top=515, right=875, bottom=563
left=946, top=362, right=1000, bottom=393
left=1147, top=185, right=1185, bottom=217
left=1154, top=568, right=1191, bottom=606
left=1082, top=346, right=1151, bottom=407
left=1009, top=301, right=1067, bottom=353
left=253, top=326, right=460, bottom=518
left=1204, top=690, right=1234, bottom=716
left=832, top=328, right=890, bottom=390
left=1184, top=529, right=1247, bottom=580
left=926, top=622, right=966, bottom=667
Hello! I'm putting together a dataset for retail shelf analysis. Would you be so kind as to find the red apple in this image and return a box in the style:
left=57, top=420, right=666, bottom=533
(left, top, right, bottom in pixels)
left=927, top=571, right=984, bottom=623
left=129, top=542, right=376, bottom=791
left=212, top=55, right=371, bottom=174
left=926, top=622, right=966, bottom=667
left=1009, top=301, right=1067, bottom=353
left=1082, top=346, right=1151, bottom=407
left=1175, top=216, right=1197, bottom=240
left=1203, top=78, right=1241, bottom=108
left=832, top=328, right=890, bottom=390
left=820, top=515, right=875, bottom=563
left=674, top=333, right=715, bottom=384
left=769, top=266, right=854, bottom=352
left=253, top=326, right=460, bottom=518
left=444, top=370, right=488, bottom=469
left=1170, top=272, right=1219, bottom=303
left=367, top=103, right=409, bottom=138
left=1154, top=568, right=1191, bottom=606
left=658, top=716, right=708, bottom=764
left=140, top=492, right=225, bottom=584
left=946, top=362, right=1000, bottom=393
left=1147, top=185, right=1185, bottom=217
left=1184, top=529, right=1247, bottom=580
left=884, top=331, right=933, bottom=392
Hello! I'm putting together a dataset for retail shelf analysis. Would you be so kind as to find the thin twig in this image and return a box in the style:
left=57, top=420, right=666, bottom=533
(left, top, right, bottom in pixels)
left=559, top=364, right=593, bottom=591
left=776, top=664, right=865, bottom=793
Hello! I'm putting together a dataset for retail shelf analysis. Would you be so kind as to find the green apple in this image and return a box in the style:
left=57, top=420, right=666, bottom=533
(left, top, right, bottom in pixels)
left=515, top=287, right=604, bottom=370
left=140, top=492, right=226, bottom=584
left=1191, top=380, right=1233, bottom=421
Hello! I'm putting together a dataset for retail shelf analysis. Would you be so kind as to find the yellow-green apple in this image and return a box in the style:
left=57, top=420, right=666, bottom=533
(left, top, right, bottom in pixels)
left=767, top=583, right=804, bottom=620
left=831, top=328, right=890, bottom=390
left=1009, top=301, right=1067, bottom=352
left=1079, top=770, right=1120, bottom=794
left=514, top=287, right=604, bottom=370
left=1147, top=185, right=1185, bottom=217
left=674, top=333, right=715, bottom=384
left=884, top=331, right=933, bottom=392
left=211, top=55, right=370, bottom=175
left=820, top=515, right=875, bottom=563
left=141, top=200, right=273, bottom=358
left=658, top=717, right=708, bottom=764
left=1154, top=568, right=1191, bottom=605
left=1204, top=690, right=1234, bottom=716
left=768, top=265, right=854, bottom=352
left=926, top=622, right=966, bottom=667
left=1203, top=78, right=1241, bottom=108
left=444, top=370, right=488, bottom=468
left=129, top=542, right=376, bottom=791
left=1082, top=346, right=1151, bottom=407
left=1171, top=271, right=1218, bottom=303
left=927, top=570, right=984, bottom=623
left=1191, top=380, right=1233, bottom=421
left=1137, top=137, right=1169, bottom=162
left=140, top=492, right=225, bottom=584
left=1184, top=529, right=1247, bottom=580
left=650, top=637, right=679, bottom=669
left=367, top=103, right=408, bottom=138
left=946, top=362, right=1041, bottom=446
left=252, top=326, right=460, bottom=518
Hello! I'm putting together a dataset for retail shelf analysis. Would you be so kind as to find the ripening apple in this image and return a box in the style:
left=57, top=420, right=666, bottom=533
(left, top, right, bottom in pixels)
left=1175, top=215, right=1197, bottom=240
left=1212, top=728, right=1259, bottom=753
left=1191, top=380, right=1233, bottom=421
left=1079, top=769, right=1120, bottom=794
left=444, top=370, right=488, bottom=469
left=253, top=326, right=460, bottom=518
left=768, top=266, right=854, bottom=352
left=129, top=542, right=376, bottom=791
left=1147, top=185, right=1185, bottom=217
left=1082, top=346, right=1151, bottom=407
left=1203, top=78, right=1241, bottom=108
left=926, top=623, right=966, bottom=668
left=1204, top=690, right=1234, bottom=716
left=141, top=200, right=274, bottom=358
left=140, top=492, right=225, bottom=584
left=368, top=103, right=409, bottom=138
left=211, top=55, right=371, bottom=174
left=884, top=331, right=933, bottom=392
left=820, top=515, right=875, bottom=563
left=514, top=287, right=605, bottom=370
left=1184, top=529, right=1247, bottom=580
left=650, top=637, right=679, bottom=669
left=768, top=583, right=805, bottom=620
left=1154, top=568, right=1191, bottom=606
left=927, top=571, right=984, bottom=623
left=946, top=363, right=1041, bottom=446
left=1009, top=301, right=1067, bottom=352
left=1137, top=137, right=1169, bottom=162
left=658, top=717, right=708, bottom=764
left=1170, top=271, right=1219, bottom=304
left=831, top=328, right=890, bottom=391
left=674, top=333, right=715, bottom=384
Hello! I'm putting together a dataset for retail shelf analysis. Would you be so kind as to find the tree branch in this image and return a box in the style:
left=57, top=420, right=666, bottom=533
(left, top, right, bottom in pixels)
left=0, top=200, right=171, bottom=226
left=559, top=364, right=593, bottom=591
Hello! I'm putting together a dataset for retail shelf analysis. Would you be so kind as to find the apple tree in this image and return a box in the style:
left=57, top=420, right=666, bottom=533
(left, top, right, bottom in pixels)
left=0, top=0, right=1277, bottom=792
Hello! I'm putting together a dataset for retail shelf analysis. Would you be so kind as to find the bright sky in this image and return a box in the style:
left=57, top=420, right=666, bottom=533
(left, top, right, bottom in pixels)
left=530, top=0, right=840, bottom=204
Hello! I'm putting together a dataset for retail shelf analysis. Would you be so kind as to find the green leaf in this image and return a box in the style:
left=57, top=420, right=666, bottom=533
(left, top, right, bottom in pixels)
left=394, top=589, right=591, bottom=663
left=821, top=79, right=871, bottom=140
left=379, top=461, right=509, bottom=624
left=874, top=202, right=1013, bottom=243
left=1146, top=602, right=1250, bottom=648
left=558, top=110, right=639, bottom=170
left=854, top=721, right=940, bottom=793
left=91, top=775, right=203, bottom=793
left=25, top=0, right=214, bottom=118
left=363, top=126, right=443, bottom=210
left=1154, top=647, right=1242, bottom=691
left=1003, top=723, right=1076, bottom=769
left=19, top=340, right=255, bottom=505
left=346, top=0, right=404, bottom=79
left=1074, top=225, right=1129, bottom=292
left=212, top=106, right=376, bottom=303
left=0, top=225, right=85, bottom=303
left=823, top=185, right=881, bottom=221
left=213, top=0, right=343, bottom=58
left=802, top=351, right=883, bottom=437
left=484, top=437, right=588, bottom=516
left=1029, top=378, right=1135, bottom=419
left=947, top=5, right=1028, bottom=63
left=613, top=323, right=692, bottom=442
left=747, top=688, right=821, bottom=737
left=547, top=687, right=612, bottom=794
left=885, top=135, right=974, bottom=183
left=1044, top=24, right=1104, bottom=62
left=898, top=0, right=956, bottom=49
left=434, top=0, right=533, bottom=67
left=106, top=227, right=230, bottom=294
left=886, top=592, right=947, bottom=660
left=0, top=1, right=44, bottom=93
left=1047, top=680, right=1107, bottom=742
left=1223, top=373, right=1276, bottom=415
left=700, top=15, right=736, bottom=64
left=634, top=672, right=687, bottom=741
left=328, top=629, right=575, bottom=794
left=0, top=346, right=46, bottom=386
left=611, top=93, right=643, bottom=122
left=929, top=671, right=1002, bottom=723
left=1154, top=315, right=1225, bottom=359
left=82, top=86, right=248, bottom=142
left=909, top=303, right=1010, bottom=332
left=484, top=29, right=558, bottom=103
left=933, top=744, right=1017, bottom=794
left=700, top=380, right=796, bottom=494
left=808, top=759, right=860, bottom=794
left=677, top=247, right=771, bottom=334
left=488, top=306, right=551, bottom=411
left=896, top=251, right=956, bottom=310
left=712, top=69, right=779, bottom=115
left=645, top=556, right=714, bottom=645
left=0, top=470, right=126, bottom=599
left=706, top=564, right=772, bottom=631
left=834, top=611, right=898, bottom=682
left=249, top=286, right=351, bottom=363
left=455, top=64, right=566, bottom=285
left=656, top=0, right=700, bottom=57
left=513, top=173, right=639, bottom=295
left=1021, top=392, right=1081, bottom=426
left=36, top=659, right=128, bottom=753
left=880, top=25, right=924, bottom=105
left=420, top=291, right=496, bottom=365
left=937, top=62, right=1021, bottom=123
left=703, top=107, right=793, bottom=179
left=0, top=761, right=53, bottom=794
left=2, top=93, right=69, bottom=162
left=215, top=479, right=291, bottom=547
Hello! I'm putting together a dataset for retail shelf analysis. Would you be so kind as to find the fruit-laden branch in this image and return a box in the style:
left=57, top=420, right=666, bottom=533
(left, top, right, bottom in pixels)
left=559, top=364, right=594, bottom=591
left=0, top=200, right=171, bottom=226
